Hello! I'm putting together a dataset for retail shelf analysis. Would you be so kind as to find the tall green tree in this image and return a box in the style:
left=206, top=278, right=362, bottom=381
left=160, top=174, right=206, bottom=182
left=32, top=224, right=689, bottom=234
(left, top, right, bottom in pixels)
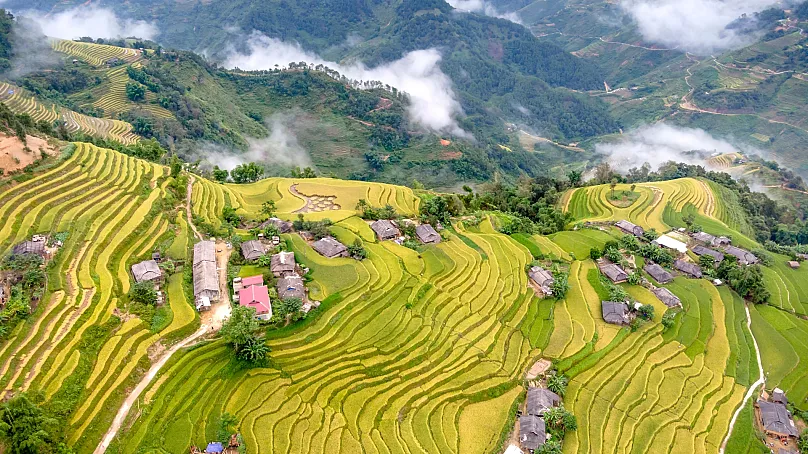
left=0, top=393, right=70, bottom=454
left=221, top=305, right=259, bottom=352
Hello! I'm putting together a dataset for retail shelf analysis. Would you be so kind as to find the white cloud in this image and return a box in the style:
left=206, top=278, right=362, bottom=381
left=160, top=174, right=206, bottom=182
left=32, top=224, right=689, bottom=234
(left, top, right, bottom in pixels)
left=619, top=0, right=781, bottom=54
left=446, top=0, right=523, bottom=23
left=596, top=123, right=749, bottom=171
left=225, top=33, right=468, bottom=137
left=195, top=113, right=311, bottom=171
left=19, top=7, right=159, bottom=40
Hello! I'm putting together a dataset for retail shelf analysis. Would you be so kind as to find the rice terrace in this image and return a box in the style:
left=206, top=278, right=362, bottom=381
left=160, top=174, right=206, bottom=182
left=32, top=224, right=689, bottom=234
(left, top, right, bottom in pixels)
left=0, top=134, right=804, bottom=454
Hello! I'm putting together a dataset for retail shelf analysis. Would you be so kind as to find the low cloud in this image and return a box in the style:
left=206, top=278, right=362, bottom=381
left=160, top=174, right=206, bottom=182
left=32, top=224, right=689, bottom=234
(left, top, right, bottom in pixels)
left=194, top=113, right=311, bottom=172
left=446, top=0, right=522, bottom=23
left=18, top=7, right=159, bottom=40
left=224, top=33, right=468, bottom=137
left=5, top=17, right=61, bottom=79
left=619, top=0, right=781, bottom=54
left=596, top=123, right=750, bottom=171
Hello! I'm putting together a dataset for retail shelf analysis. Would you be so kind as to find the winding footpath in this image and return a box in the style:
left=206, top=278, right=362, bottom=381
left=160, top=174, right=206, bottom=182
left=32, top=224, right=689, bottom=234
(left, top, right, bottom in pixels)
left=719, top=303, right=765, bottom=454
left=93, top=176, right=216, bottom=452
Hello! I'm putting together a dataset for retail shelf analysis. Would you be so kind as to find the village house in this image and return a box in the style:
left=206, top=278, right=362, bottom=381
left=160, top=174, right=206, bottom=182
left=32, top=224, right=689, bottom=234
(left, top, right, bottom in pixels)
left=131, top=259, right=163, bottom=284
left=653, top=235, right=688, bottom=254
left=692, top=231, right=716, bottom=245
left=723, top=246, right=759, bottom=265
left=239, top=284, right=272, bottom=321
left=652, top=287, right=681, bottom=308
left=371, top=220, right=400, bottom=241
left=193, top=241, right=219, bottom=304
left=788, top=261, right=800, bottom=269
left=11, top=240, right=47, bottom=258
left=270, top=252, right=297, bottom=277
left=756, top=400, right=798, bottom=439
left=416, top=224, right=441, bottom=244
left=528, top=266, right=554, bottom=296
left=615, top=220, right=644, bottom=238
left=277, top=275, right=306, bottom=300
left=692, top=246, right=724, bottom=263
left=518, top=414, right=546, bottom=452
left=241, top=240, right=266, bottom=262
left=312, top=236, right=349, bottom=258
left=796, top=253, right=808, bottom=261
left=674, top=260, right=703, bottom=278
left=195, top=295, right=211, bottom=312
left=261, top=217, right=293, bottom=233
left=598, top=261, right=628, bottom=284
left=644, top=263, right=673, bottom=284
left=602, top=301, right=630, bottom=325
left=772, top=388, right=789, bottom=405
left=526, top=388, right=561, bottom=416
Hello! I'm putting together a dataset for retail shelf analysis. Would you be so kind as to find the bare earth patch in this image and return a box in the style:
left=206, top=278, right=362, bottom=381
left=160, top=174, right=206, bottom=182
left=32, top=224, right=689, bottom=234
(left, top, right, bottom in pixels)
left=0, top=134, right=56, bottom=174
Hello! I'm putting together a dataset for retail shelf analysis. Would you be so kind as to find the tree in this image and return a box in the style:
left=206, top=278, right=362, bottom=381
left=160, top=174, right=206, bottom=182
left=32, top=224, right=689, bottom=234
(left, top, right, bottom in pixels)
left=222, top=206, right=241, bottom=227
left=348, top=239, right=367, bottom=260
left=256, top=254, right=271, bottom=267
left=630, top=184, right=636, bottom=193
left=661, top=310, right=678, bottom=330
left=627, top=271, right=642, bottom=286
left=277, top=298, right=303, bottom=318
left=567, top=170, right=582, bottom=187
left=261, top=200, right=276, bottom=219
left=231, top=162, right=264, bottom=184
left=237, top=336, right=269, bottom=363
left=535, top=440, right=562, bottom=454
left=0, top=393, right=66, bottom=454
left=129, top=281, right=157, bottom=305
left=550, top=270, right=569, bottom=299
left=212, top=166, right=229, bottom=183
left=589, top=247, right=603, bottom=260
left=609, top=178, right=617, bottom=198
left=170, top=155, right=182, bottom=178
left=220, top=305, right=259, bottom=352
left=217, top=412, right=238, bottom=444
left=637, top=304, right=655, bottom=320
left=699, top=254, right=716, bottom=271
left=543, top=405, right=577, bottom=433
left=125, top=82, right=146, bottom=101
left=547, top=374, right=567, bottom=397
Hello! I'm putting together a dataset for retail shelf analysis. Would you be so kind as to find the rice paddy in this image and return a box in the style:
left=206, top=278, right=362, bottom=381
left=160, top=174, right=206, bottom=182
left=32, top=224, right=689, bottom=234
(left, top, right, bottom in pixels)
left=1, top=152, right=805, bottom=453
left=0, top=143, right=197, bottom=451
left=51, top=39, right=142, bottom=67
left=0, top=81, right=140, bottom=144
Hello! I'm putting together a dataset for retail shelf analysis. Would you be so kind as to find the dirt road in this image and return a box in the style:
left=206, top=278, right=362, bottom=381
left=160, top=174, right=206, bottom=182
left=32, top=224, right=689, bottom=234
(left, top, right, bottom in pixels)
left=187, top=176, right=203, bottom=241
left=93, top=325, right=209, bottom=453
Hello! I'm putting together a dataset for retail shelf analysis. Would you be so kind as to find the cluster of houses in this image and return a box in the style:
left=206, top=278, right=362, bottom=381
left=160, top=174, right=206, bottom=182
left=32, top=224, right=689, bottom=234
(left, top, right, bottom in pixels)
left=515, top=387, right=563, bottom=452
left=302, top=219, right=441, bottom=260
left=756, top=388, right=800, bottom=451
left=233, top=250, right=315, bottom=321
left=528, top=266, right=554, bottom=297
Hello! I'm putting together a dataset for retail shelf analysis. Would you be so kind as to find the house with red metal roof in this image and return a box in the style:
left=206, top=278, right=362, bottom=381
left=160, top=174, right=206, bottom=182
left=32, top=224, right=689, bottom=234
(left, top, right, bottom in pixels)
left=238, top=285, right=272, bottom=321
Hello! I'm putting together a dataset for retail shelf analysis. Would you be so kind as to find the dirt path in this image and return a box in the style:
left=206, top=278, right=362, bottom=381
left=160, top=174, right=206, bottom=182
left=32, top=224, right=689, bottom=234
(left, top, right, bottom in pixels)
left=720, top=303, right=765, bottom=453
left=94, top=176, right=230, bottom=451
left=93, top=324, right=209, bottom=454
left=187, top=176, right=203, bottom=241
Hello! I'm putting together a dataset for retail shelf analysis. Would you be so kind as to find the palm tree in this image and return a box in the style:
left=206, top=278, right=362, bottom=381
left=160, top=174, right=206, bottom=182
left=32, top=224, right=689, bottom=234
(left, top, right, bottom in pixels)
left=547, top=374, right=568, bottom=397
left=238, top=336, right=270, bottom=363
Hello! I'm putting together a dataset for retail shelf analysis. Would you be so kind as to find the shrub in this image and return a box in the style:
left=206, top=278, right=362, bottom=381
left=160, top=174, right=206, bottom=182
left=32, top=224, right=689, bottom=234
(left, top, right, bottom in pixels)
left=348, top=239, right=367, bottom=260
left=637, top=304, right=655, bottom=320
left=129, top=281, right=157, bottom=305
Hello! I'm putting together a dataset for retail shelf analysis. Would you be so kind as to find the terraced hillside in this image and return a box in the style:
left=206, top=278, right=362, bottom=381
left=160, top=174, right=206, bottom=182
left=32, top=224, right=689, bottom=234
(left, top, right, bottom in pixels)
left=0, top=143, right=197, bottom=451
left=192, top=177, right=421, bottom=229
left=51, top=39, right=142, bottom=67
left=86, top=65, right=174, bottom=120
left=0, top=82, right=140, bottom=144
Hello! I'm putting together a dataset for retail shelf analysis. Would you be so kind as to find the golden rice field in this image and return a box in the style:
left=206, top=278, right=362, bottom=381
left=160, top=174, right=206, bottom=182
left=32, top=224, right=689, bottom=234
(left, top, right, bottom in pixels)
left=192, top=176, right=421, bottom=228
left=0, top=81, right=140, bottom=144
left=0, top=143, right=197, bottom=452
left=51, top=39, right=142, bottom=67
left=87, top=65, right=174, bottom=120
left=3, top=151, right=808, bottom=453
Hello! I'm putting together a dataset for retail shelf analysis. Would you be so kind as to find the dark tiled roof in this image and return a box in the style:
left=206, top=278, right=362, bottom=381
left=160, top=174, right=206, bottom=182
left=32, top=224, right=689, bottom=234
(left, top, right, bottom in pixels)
left=415, top=224, right=441, bottom=244
left=723, top=246, right=758, bottom=265
left=131, top=260, right=162, bottom=283
left=261, top=217, right=293, bottom=233
left=312, top=237, right=348, bottom=258
left=674, top=260, right=702, bottom=278
left=528, top=267, right=554, bottom=287
left=526, top=388, right=560, bottom=416
left=602, top=301, right=630, bottom=325
left=277, top=275, right=306, bottom=300
left=270, top=252, right=296, bottom=274
left=599, top=262, right=628, bottom=283
left=193, top=240, right=216, bottom=265
left=519, top=415, right=546, bottom=450
left=652, top=287, right=681, bottom=307
left=371, top=220, right=400, bottom=240
left=644, top=263, right=673, bottom=284
left=241, top=240, right=266, bottom=261
left=692, top=246, right=724, bottom=262
left=616, top=220, right=644, bottom=237
left=757, top=400, right=797, bottom=437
